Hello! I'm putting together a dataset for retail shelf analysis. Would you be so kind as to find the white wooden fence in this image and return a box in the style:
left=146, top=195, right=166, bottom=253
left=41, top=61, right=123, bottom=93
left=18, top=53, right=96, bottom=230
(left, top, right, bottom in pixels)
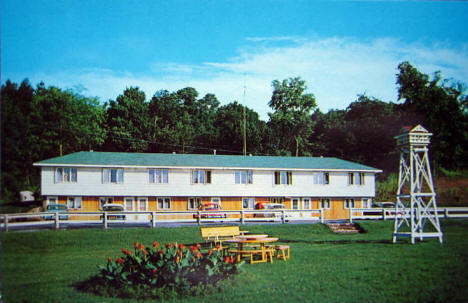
left=348, top=207, right=468, bottom=223
left=1, top=207, right=468, bottom=232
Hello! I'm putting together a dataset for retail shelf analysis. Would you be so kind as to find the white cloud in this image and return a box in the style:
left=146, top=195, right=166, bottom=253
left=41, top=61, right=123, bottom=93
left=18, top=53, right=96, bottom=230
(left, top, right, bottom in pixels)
left=17, top=37, right=468, bottom=120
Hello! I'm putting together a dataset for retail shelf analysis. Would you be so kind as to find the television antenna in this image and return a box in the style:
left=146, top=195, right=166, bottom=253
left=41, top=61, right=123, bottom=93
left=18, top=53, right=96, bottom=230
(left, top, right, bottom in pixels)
left=392, top=125, right=443, bottom=244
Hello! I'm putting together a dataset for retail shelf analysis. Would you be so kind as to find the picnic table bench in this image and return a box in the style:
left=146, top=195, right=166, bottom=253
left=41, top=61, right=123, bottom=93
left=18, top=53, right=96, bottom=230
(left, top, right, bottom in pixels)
left=200, top=226, right=248, bottom=245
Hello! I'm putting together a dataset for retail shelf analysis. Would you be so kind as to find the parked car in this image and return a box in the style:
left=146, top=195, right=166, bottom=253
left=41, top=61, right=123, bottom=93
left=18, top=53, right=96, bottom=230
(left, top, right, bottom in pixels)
left=371, top=202, right=404, bottom=216
left=254, top=203, right=289, bottom=218
left=101, top=204, right=126, bottom=221
left=193, top=203, right=227, bottom=219
left=43, top=204, right=69, bottom=220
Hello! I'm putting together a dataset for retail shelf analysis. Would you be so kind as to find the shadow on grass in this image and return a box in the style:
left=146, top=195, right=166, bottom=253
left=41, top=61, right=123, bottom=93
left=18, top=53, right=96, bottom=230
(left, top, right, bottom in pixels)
left=280, top=239, right=394, bottom=245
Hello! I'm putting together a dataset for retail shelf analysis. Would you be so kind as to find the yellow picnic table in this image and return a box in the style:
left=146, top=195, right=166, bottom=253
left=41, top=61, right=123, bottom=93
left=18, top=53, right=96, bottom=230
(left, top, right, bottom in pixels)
left=224, top=235, right=278, bottom=264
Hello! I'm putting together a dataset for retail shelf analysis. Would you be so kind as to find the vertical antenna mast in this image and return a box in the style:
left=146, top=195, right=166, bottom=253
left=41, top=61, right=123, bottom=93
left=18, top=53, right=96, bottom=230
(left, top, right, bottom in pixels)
left=243, top=77, right=247, bottom=156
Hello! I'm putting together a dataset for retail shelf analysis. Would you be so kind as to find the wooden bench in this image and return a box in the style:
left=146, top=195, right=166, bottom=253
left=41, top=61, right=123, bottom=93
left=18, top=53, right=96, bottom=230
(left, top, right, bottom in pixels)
left=200, top=226, right=248, bottom=245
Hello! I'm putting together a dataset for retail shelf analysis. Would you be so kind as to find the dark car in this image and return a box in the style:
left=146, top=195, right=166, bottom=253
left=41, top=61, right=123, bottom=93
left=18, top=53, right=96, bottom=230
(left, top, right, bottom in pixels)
left=43, top=204, right=69, bottom=220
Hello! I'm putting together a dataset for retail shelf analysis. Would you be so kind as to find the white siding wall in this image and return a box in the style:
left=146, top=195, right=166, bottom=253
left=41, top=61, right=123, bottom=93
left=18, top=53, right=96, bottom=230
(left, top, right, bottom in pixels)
left=41, top=167, right=376, bottom=197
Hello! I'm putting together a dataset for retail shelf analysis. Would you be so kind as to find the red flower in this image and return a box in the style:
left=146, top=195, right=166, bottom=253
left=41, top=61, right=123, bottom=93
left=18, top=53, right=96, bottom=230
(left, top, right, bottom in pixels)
left=116, top=257, right=124, bottom=265
left=152, top=268, right=158, bottom=274
left=178, top=244, right=186, bottom=250
left=208, top=249, right=213, bottom=256
left=142, top=249, right=148, bottom=255
left=190, top=245, right=197, bottom=253
left=224, top=256, right=231, bottom=263
left=158, top=250, right=164, bottom=255
left=107, top=257, right=112, bottom=263
left=153, top=241, right=160, bottom=248
left=165, top=243, right=172, bottom=249
left=122, top=248, right=132, bottom=255
left=139, top=243, right=145, bottom=251
left=196, top=251, right=202, bottom=259
left=134, top=242, right=140, bottom=249
left=216, top=244, right=222, bottom=250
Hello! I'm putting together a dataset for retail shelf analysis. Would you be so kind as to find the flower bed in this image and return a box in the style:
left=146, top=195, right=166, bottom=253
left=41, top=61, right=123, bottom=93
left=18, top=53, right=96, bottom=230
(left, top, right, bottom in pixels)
left=77, top=241, right=243, bottom=299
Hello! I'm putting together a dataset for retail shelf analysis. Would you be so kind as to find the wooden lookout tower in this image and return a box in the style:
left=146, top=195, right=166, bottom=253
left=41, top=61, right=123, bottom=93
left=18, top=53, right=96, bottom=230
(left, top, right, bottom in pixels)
left=392, top=125, right=443, bottom=244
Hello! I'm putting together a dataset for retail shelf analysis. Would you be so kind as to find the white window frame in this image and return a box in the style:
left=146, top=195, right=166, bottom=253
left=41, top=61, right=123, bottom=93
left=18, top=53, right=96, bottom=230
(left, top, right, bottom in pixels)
left=192, top=170, right=212, bottom=184
left=356, top=173, right=365, bottom=186
left=274, top=171, right=292, bottom=185
left=99, top=197, right=114, bottom=210
left=188, top=197, right=202, bottom=210
left=302, top=198, right=312, bottom=210
left=362, top=198, right=371, bottom=208
left=292, top=198, right=300, bottom=210
left=67, top=196, right=82, bottom=210
left=348, top=173, right=355, bottom=185
left=344, top=198, right=355, bottom=209
left=319, top=198, right=331, bottom=209
left=137, top=197, right=148, bottom=211
left=242, top=197, right=256, bottom=209
left=313, top=172, right=329, bottom=185
left=124, top=197, right=135, bottom=211
left=235, top=170, right=253, bottom=184
left=149, top=169, right=169, bottom=184
left=47, top=196, right=58, bottom=206
left=157, top=197, right=171, bottom=210
left=211, top=197, right=221, bottom=205
left=103, top=168, right=124, bottom=184
left=55, top=167, right=77, bottom=183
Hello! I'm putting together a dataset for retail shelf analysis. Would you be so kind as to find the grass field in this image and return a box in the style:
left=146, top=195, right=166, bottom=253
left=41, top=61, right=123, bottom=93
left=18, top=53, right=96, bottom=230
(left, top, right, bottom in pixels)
left=1, top=220, right=468, bottom=303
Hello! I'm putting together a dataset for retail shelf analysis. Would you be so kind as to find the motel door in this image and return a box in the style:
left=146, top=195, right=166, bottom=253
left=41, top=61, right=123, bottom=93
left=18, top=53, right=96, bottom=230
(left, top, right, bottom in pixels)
left=124, top=197, right=149, bottom=222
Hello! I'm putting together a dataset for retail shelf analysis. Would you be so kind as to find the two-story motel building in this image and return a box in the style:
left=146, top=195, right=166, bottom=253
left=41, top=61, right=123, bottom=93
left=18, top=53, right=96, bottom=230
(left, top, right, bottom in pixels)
left=34, top=151, right=382, bottom=220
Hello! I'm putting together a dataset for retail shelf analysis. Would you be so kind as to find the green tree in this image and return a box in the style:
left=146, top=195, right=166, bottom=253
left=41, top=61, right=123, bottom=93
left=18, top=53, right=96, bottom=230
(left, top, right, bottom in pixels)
left=104, top=87, right=149, bottom=152
left=268, top=77, right=317, bottom=156
left=396, top=61, right=468, bottom=169
left=214, top=101, right=267, bottom=155
left=1, top=80, right=35, bottom=201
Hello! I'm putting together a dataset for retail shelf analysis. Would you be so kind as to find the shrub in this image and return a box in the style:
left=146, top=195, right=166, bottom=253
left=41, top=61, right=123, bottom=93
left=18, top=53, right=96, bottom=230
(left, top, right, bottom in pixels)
left=78, top=241, right=243, bottom=299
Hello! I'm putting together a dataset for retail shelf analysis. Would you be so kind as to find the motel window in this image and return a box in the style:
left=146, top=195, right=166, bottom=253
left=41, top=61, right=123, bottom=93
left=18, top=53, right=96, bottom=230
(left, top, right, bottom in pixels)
left=211, top=197, right=221, bottom=205
left=362, top=198, right=371, bottom=208
left=188, top=197, right=202, bottom=210
left=157, top=197, right=171, bottom=210
left=274, top=171, right=292, bottom=185
left=47, top=196, right=58, bottom=205
left=314, top=172, right=329, bottom=185
left=319, top=198, right=331, bottom=209
left=192, top=170, right=211, bottom=184
left=99, top=197, right=114, bottom=210
left=235, top=170, right=253, bottom=184
left=103, top=168, right=124, bottom=184
left=270, top=197, right=285, bottom=204
left=356, top=173, right=365, bottom=186
left=56, top=167, right=77, bottom=183
left=67, top=196, right=82, bottom=209
left=292, top=198, right=300, bottom=210
left=149, top=169, right=169, bottom=184
left=344, top=199, right=355, bottom=209
left=242, top=198, right=256, bottom=209
left=124, top=197, right=134, bottom=211
left=348, top=173, right=355, bottom=185
left=303, top=198, right=311, bottom=209
left=137, top=198, right=148, bottom=211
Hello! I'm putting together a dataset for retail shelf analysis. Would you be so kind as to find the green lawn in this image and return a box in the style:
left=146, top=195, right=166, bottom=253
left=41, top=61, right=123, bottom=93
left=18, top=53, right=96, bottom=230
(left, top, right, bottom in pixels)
left=2, top=220, right=468, bottom=303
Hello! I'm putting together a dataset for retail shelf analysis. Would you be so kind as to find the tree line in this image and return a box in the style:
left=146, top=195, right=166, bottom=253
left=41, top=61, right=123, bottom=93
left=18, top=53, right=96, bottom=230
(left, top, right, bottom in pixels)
left=1, top=61, right=467, bottom=202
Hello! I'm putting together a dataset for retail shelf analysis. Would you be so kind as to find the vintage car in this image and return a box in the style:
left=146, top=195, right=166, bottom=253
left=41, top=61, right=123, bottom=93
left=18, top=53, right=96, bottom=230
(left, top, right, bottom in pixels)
left=100, top=203, right=126, bottom=221
left=253, top=203, right=289, bottom=218
left=193, top=203, right=227, bottom=219
left=43, top=204, right=69, bottom=220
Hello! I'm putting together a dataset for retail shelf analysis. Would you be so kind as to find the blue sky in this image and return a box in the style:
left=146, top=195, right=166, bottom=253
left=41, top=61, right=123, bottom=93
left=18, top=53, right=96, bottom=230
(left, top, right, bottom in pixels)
left=2, top=0, right=468, bottom=120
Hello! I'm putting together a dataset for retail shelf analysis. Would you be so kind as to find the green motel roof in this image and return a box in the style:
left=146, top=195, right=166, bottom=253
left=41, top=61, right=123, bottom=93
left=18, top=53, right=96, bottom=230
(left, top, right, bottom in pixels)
left=34, top=152, right=381, bottom=172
